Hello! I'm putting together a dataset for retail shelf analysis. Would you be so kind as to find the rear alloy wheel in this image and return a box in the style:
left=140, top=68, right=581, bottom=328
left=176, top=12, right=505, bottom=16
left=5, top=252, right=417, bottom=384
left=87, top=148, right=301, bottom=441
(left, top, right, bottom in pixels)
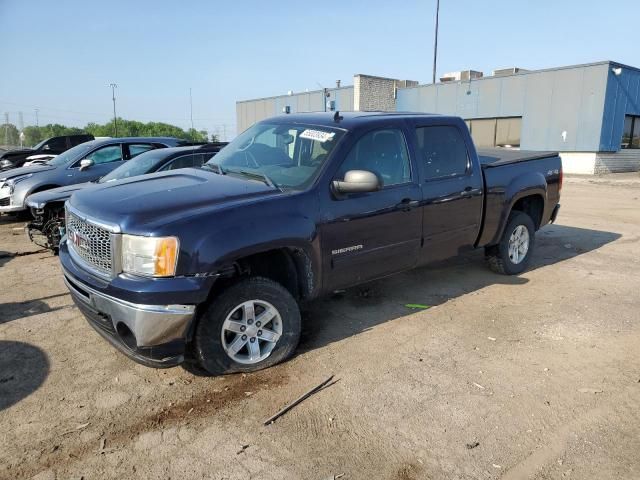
left=192, top=277, right=301, bottom=375
left=486, top=211, right=536, bottom=275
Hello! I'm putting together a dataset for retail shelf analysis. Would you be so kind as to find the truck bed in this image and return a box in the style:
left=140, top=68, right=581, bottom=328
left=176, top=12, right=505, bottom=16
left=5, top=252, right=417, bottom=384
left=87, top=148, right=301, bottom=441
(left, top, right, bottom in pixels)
left=477, top=148, right=560, bottom=168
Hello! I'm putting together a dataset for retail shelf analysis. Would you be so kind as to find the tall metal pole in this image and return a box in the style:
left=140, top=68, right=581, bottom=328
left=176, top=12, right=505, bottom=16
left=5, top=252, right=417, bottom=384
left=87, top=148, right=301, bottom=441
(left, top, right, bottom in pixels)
left=35, top=108, right=39, bottom=127
left=109, top=83, right=118, bottom=136
left=4, top=112, right=8, bottom=146
left=432, top=0, right=440, bottom=84
left=189, top=87, right=194, bottom=136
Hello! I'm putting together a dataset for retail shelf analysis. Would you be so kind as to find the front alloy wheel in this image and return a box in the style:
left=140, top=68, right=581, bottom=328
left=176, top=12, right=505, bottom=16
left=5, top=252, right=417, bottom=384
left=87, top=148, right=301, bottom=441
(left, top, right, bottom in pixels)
left=221, top=300, right=283, bottom=364
left=192, top=276, right=301, bottom=375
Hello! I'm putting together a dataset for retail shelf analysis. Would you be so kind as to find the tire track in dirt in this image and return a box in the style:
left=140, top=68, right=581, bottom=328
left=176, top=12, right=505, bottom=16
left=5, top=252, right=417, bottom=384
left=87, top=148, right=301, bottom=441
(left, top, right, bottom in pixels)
left=4, top=370, right=290, bottom=480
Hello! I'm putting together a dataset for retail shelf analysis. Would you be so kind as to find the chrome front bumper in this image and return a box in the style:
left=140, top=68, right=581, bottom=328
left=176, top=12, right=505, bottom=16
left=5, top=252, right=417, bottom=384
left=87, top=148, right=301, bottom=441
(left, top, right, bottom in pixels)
left=63, top=273, right=195, bottom=347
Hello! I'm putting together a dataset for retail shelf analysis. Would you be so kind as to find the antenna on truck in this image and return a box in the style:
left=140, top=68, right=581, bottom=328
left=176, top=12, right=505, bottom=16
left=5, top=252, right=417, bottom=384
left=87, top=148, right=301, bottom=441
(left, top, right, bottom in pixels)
left=333, top=111, right=343, bottom=122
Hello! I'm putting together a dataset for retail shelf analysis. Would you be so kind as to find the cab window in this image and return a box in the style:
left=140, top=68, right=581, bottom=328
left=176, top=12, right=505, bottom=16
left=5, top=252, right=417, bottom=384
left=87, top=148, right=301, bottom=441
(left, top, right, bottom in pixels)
left=415, top=126, right=469, bottom=180
left=338, top=129, right=411, bottom=187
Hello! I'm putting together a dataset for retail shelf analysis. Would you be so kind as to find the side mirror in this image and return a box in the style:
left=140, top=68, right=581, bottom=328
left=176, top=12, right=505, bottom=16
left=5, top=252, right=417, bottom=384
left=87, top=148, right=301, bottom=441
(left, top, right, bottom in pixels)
left=79, top=158, right=94, bottom=171
left=332, top=170, right=381, bottom=195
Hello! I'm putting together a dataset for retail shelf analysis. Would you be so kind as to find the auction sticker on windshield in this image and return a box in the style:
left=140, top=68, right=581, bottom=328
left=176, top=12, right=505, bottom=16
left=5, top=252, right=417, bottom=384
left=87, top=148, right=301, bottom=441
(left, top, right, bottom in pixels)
left=299, top=129, right=335, bottom=143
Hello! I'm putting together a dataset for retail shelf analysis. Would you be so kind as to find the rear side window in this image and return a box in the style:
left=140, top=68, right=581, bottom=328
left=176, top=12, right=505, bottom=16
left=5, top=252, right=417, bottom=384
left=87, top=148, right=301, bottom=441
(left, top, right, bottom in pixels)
left=128, top=143, right=155, bottom=159
left=415, top=126, right=469, bottom=180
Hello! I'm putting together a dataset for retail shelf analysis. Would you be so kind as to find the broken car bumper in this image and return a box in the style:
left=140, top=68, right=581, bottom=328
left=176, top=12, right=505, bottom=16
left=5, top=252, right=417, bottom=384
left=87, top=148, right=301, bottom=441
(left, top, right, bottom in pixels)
left=60, top=240, right=196, bottom=368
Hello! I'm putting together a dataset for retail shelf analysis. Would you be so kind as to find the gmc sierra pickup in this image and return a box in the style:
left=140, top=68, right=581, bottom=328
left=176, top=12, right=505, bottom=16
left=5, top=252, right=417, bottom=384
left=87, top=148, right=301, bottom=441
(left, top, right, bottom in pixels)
left=59, top=112, right=561, bottom=375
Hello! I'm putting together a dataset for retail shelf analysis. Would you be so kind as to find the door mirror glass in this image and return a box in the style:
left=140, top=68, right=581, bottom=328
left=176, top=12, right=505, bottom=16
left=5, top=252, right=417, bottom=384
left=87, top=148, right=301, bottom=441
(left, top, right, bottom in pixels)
left=79, top=158, right=94, bottom=171
left=332, top=169, right=381, bottom=195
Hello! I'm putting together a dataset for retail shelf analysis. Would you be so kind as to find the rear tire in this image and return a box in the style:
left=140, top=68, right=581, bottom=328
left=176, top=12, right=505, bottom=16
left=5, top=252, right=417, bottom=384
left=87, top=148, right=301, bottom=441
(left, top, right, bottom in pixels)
left=486, top=211, right=536, bottom=275
left=192, top=276, right=301, bottom=375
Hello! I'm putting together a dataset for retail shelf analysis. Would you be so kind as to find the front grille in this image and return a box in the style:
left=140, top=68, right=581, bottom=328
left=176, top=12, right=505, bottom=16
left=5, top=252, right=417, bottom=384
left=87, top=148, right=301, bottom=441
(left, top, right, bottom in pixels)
left=66, top=210, right=113, bottom=274
left=0, top=197, right=9, bottom=207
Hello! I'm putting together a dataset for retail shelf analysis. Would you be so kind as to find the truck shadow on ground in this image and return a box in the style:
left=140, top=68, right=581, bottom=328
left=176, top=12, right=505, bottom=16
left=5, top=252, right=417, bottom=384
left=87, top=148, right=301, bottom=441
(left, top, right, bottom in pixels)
left=0, top=340, right=49, bottom=412
left=298, top=224, right=620, bottom=352
left=0, top=293, right=69, bottom=325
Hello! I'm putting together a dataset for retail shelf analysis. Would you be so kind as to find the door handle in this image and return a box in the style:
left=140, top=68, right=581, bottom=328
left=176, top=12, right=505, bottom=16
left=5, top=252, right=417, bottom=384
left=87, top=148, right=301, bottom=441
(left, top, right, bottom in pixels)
left=461, top=186, right=474, bottom=196
left=396, top=198, right=420, bottom=211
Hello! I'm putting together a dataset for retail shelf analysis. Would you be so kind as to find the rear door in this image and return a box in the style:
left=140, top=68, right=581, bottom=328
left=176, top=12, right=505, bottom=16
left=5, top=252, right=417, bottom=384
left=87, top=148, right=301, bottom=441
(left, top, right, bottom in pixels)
left=410, top=123, right=483, bottom=264
left=321, top=126, right=423, bottom=291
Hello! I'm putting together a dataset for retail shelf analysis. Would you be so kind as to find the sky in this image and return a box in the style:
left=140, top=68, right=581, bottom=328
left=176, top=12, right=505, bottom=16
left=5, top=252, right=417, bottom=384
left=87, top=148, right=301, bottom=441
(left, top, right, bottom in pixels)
left=0, top=0, right=638, bottom=140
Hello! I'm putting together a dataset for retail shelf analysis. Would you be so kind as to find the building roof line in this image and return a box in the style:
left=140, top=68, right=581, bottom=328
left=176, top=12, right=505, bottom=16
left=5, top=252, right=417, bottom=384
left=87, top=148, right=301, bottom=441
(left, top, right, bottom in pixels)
left=236, top=85, right=354, bottom=104
left=400, top=60, right=636, bottom=91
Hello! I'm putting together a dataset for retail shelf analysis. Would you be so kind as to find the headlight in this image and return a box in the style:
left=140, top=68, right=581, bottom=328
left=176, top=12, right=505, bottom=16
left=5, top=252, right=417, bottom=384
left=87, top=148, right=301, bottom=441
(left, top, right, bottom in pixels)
left=0, top=159, right=14, bottom=168
left=6, top=174, right=32, bottom=194
left=122, top=234, right=179, bottom=277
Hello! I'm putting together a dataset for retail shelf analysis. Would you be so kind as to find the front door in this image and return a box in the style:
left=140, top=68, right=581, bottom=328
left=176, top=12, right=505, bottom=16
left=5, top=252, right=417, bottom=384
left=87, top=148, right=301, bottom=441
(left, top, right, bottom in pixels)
left=321, top=127, right=423, bottom=291
left=66, top=143, right=125, bottom=183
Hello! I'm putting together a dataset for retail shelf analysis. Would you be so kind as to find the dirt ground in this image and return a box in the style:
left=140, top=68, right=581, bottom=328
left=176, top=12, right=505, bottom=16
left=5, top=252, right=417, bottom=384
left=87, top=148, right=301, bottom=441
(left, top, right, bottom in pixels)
left=1, top=175, right=639, bottom=480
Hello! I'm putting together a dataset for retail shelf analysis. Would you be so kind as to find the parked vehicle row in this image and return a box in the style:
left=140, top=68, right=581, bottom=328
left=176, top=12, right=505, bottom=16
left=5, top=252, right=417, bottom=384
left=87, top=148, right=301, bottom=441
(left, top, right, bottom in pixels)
left=54, top=112, right=562, bottom=375
left=0, top=134, right=95, bottom=170
left=0, top=137, right=187, bottom=214
left=26, top=143, right=226, bottom=251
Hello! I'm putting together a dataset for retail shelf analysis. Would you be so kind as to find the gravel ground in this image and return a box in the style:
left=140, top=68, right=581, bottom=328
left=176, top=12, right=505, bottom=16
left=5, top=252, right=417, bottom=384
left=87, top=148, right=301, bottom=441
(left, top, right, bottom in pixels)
left=1, top=175, right=639, bottom=480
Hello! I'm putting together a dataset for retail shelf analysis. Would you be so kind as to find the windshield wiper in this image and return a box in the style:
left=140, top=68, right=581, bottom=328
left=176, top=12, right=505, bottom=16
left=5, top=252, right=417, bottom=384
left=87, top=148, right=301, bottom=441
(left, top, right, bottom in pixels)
left=225, top=169, right=278, bottom=189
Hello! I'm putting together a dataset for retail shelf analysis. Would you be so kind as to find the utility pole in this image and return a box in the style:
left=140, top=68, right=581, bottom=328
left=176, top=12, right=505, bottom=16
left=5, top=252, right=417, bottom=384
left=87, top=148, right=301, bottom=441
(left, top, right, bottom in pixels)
left=189, top=88, right=194, bottom=136
left=35, top=108, right=39, bottom=127
left=4, top=112, right=8, bottom=146
left=109, top=83, right=118, bottom=136
left=432, top=0, right=440, bottom=84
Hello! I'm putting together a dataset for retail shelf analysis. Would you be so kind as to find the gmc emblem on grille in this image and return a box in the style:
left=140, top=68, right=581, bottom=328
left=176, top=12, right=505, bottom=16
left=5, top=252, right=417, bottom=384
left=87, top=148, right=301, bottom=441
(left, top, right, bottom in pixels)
left=70, top=230, right=90, bottom=252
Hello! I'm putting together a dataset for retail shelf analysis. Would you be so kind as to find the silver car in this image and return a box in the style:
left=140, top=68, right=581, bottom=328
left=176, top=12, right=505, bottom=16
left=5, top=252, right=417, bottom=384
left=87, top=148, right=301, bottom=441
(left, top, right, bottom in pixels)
left=0, top=137, right=185, bottom=213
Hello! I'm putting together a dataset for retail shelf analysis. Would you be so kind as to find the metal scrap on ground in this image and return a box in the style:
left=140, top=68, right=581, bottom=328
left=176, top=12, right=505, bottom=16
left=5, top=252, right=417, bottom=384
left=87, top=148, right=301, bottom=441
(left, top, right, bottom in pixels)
left=264, top=375, right=336, bottom=426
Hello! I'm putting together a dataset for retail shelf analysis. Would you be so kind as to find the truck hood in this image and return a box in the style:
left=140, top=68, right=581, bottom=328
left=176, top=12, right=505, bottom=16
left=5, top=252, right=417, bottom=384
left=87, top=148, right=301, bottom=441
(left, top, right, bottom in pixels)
left=0, top=164, right=55, bottom=181
left=26, top=182, right=94, bottom=209
left=68, top=169, right=280, bottom=232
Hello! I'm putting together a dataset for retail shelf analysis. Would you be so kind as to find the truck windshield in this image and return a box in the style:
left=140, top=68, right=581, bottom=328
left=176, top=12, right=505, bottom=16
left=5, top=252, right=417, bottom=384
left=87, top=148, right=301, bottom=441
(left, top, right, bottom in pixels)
left=205, top=122, right=344, bottom=189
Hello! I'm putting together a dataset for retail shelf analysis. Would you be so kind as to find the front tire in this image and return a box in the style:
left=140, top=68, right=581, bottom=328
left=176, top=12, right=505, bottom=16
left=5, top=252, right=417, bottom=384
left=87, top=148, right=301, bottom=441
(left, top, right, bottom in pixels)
left=486, top=211, right=536, bottom=275
left=192, top=277, right=301, bottom=375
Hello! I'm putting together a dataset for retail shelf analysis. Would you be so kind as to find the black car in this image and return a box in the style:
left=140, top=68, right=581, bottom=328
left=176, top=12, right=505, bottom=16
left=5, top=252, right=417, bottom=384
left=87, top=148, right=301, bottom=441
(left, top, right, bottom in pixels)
left=0, top=134, right=95, bottom=170
left=26, top=143, right=226, bottom=251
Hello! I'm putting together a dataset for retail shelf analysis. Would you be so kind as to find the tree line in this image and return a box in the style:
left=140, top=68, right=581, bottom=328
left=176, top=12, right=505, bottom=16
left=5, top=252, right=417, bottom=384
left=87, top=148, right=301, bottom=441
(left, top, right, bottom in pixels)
left=0, top=118, right=216, bottom=148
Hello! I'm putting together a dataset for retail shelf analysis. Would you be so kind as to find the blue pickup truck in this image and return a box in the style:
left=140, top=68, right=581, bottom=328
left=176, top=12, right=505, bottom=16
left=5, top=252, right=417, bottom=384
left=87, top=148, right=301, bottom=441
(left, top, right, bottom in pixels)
left=59, top=112, right=562, bottom=374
